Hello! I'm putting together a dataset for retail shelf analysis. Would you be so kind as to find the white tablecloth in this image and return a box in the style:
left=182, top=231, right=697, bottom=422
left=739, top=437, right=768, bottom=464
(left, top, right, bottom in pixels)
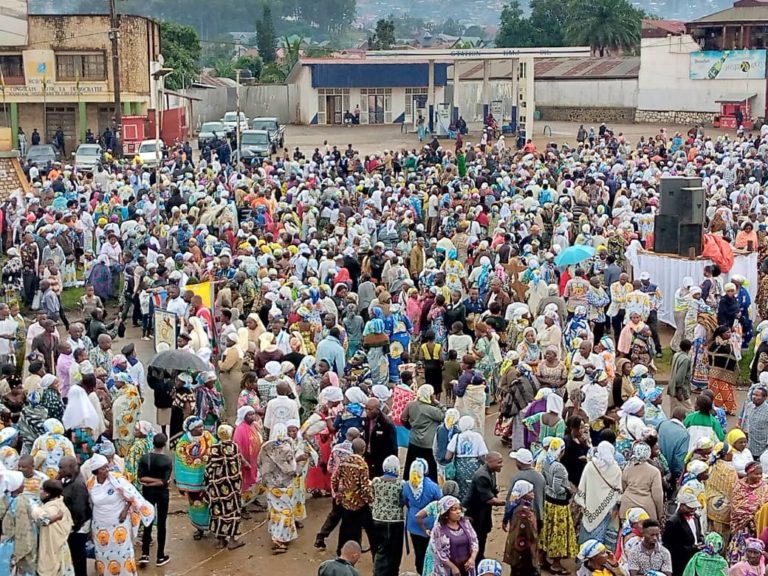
left=630, top=251, right=758, bottom=328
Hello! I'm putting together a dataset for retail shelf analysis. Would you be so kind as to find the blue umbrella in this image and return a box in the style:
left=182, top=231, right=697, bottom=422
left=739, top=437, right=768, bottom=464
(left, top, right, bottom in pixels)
left=554, top=245, right=595, bottom=267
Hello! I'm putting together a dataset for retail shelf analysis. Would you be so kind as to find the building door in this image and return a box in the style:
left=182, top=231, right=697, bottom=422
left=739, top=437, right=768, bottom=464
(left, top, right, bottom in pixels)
left=325, top=95, right=342, bottom=124
left=368, top=95, right=384, bottom=124
left=45, top=106, right=77, bottom=155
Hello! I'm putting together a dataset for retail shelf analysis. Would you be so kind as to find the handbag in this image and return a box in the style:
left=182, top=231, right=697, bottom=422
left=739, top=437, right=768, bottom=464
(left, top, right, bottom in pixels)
left=31, top=290, right=41, bottom=311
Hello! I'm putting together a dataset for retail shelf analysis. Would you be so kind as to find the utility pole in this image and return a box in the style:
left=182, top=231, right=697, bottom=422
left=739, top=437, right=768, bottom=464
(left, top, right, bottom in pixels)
left=109, top=0, right=123, bottom=156
left=235, top=68, right=241, bottom=161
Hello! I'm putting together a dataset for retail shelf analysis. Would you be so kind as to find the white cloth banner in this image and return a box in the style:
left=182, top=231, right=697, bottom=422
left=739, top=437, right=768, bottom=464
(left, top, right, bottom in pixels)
left=631, top=251, right=758, bottom=328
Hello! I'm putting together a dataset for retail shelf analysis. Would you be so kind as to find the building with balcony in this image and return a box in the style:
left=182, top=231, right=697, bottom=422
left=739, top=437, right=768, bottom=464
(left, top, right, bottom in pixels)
left=0, top=13, right=160, bottom=153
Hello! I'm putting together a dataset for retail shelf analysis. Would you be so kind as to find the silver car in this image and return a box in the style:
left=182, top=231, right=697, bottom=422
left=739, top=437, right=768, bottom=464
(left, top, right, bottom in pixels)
left=73, top=143, right=102, bottom=172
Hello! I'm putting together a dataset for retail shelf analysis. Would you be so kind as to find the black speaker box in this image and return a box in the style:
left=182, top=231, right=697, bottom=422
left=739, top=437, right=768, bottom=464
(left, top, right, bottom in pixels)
left=660, top=177, right=703, bottom=218
left=654, top=214, right=679, bottom=254
left=678, top=223, right=704, bottom=256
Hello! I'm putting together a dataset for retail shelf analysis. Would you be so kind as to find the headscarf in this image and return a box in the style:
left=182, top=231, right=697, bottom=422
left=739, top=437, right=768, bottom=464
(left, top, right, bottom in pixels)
left=578, top=539, right=607, bottom=562
left=135, top=421, right=154, bottom=436
left=40, top=374, right=57, bottom=390
left=444, top=408, right=460, bottom=429
left=236, top=406, right=255, bottom=426
left=320, top=386, right=344, bottom=404
left=5, top=470, right=24, bottom=492
left=546, top=393, right=564, bottom=416
left=683, top=533, right=728, bottom=576
left=382, top=455, right=400, bottom=477
left=746, top=538, right=765, bottom=552
left=408, top=458, right=428, bottom=499
left=458, top=415, right=475, bottom=432
left=269, top=423, right=289, bottom=442
left=94, top=439, right=116, bottom=457
left=683, top=459, right=709, bottom=483
left=372, top=385, right=392, bottom=402
left=619, top=396, right=645, bottom=417
left=546, top=437, right=565, bottom=464
left=86, top=454, right=109, bottom=472
left=631, top=442, right=652, bottom=463
left=296, top=355, right=316, bottom=383
left=43, top=418, right=65, bottom=436
left=592, top=441, right=617, bottom=471
left=62, top=385, right=101, bottom=431
left=183, top=416, right=204, bottom=433
left=727, top=428, right=747, bottom=448
left=417, top=384, right=434, bottom=403
left=437, top=495, right=460, bottom=516
left=217, top=424, right=234, bottom=441
left=477, top=560, right=503, bottom=576
left=344, top=387, right=368, bottom=405
left=509, top=479, right=534, bottom=500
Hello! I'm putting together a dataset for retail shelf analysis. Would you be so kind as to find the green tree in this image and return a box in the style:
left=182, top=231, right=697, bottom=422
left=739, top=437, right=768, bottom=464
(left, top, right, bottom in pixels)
left=564, top=0, right=642, bottom=56
left=368, top=18, right=396, bottom=50
left=528, top=0, right=568, bottom=46
left=159, top=21, right=201, bottom=90
left=260, top=62, right=286, bottom=83
left=440, top=18, right=464, bottom=36
left=200, top=36, right=234, bottom=68
left=234, top=55, right=263, bottom=80
left=494, top=1, right=539, bottom=48
left=212, top=59, right=236, bottom=79
left=281, top=36, right=303, bottom=75
left=256, top=3, right=278, bottom=63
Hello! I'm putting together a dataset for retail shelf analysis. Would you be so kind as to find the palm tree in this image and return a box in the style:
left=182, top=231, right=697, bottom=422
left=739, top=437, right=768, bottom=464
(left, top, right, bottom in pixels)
left=564, top=0, right=642, bottom=57
left=281, top=36, right=303, bottom=75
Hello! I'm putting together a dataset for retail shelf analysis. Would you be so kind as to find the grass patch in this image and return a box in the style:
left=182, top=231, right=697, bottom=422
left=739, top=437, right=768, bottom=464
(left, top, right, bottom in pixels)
left=655, top=347, right=675, bottom=377
left=654, top=345, right=753, bottom=385
left=739, top=347, right=755, bottom=386
left=60, top=287, right=85, bottom=311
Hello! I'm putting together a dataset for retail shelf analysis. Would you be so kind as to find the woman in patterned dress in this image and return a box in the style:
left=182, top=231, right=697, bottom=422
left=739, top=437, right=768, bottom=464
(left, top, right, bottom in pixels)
left=205, top=424, right=245, bottom=550
left=258, top=423, right=298, bottom=554
left=287, top=419, right=317, bottom=528
left=174, top=416, right=214, bottom=540
left=86, top=453, right=155, bottom=576
left=31, top=418, right=76, bottom=480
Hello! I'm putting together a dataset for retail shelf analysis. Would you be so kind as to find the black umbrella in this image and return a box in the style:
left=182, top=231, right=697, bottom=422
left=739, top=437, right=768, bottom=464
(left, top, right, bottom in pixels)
left=148, top=349, right=209, bottom=373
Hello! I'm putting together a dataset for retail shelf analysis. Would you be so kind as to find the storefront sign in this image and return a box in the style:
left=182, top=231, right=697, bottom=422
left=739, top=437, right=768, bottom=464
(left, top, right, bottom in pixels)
left=690, top=50, right=767, bottom=80
left=3, top=84, right=107, bottom=97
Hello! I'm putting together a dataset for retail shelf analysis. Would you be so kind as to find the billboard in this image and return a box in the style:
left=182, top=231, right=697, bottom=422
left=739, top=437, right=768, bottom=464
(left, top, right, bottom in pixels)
left=0, top=0, right=28, bottom=46
left=690, top=50, right=767, bottom=80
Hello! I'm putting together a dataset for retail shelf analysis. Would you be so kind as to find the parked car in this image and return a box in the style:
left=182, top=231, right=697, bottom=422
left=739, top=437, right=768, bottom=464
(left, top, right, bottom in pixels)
left=26, top=144, right=60, bottom=166
left=73, top=143, right=102, bottom=172
left=235, top=130, right=271, bottom=163
left=198, top=121, right=228, bottom=150
left=137, top=139, right=166, bottom=167
left=249, top=117, right=285, bottom=153
left=221, top=111, right=248, bottom=133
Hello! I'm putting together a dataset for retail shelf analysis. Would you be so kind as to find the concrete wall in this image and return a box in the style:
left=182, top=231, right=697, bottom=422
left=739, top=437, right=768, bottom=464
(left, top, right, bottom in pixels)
left=638, top=35, right=767, bottom=120
left=536, top=79, right=638, bottom=109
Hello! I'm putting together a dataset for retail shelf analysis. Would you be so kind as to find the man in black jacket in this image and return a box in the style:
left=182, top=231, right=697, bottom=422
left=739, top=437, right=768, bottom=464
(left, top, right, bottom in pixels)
left=147, top=371, right=178, bottom=436
left=60, top=456, right=92, bottom=576
left=362, top=398, right=398, bottom=478
left=662, top=489, right=703, bottom=576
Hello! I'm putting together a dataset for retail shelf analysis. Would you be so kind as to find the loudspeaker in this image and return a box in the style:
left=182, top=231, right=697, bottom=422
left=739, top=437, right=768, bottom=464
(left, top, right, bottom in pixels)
left=680, top=187, right=706, bottom=224
left=654, top=214, right=679, bottom=254
left=660, top=177, right=703, bottom=218
left=678, top=223, right=704, bottom=256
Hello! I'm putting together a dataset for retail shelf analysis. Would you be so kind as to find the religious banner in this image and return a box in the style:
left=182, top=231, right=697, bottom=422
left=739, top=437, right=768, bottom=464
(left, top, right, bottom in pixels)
left=186, top=281, right=214, bottom=310
left=154, top=309, right=177, bottom=352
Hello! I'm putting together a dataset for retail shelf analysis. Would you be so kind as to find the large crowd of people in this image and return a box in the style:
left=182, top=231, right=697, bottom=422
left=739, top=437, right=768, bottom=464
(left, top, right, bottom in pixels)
left=0, top=121, right=766, bottom=576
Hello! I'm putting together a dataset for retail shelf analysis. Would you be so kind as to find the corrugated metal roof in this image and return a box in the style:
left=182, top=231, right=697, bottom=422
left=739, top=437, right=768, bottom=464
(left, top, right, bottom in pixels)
left=456, top=57, right=639, bottom=80
left=691, top=3, right=768, bottom=23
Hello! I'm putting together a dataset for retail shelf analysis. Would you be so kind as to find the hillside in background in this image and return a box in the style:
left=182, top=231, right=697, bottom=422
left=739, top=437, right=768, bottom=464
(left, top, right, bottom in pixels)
left=31, top=0, right=733, bottom=34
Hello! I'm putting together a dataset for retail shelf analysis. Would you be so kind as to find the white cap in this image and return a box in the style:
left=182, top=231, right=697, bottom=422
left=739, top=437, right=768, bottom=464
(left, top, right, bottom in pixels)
left=509, top=448, right=534, bottom=465
left=639, top=272, right=650, bottom=280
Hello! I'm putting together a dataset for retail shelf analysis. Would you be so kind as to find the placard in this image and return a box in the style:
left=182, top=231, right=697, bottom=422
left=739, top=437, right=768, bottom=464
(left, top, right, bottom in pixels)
left=153, top=308, right=177, bottom=352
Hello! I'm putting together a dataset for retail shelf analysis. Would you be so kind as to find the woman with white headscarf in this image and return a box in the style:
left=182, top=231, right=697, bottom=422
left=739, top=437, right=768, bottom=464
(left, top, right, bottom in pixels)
left=287, top=419, right=317, bottom=527
left=523, top=393, right=565, bottom=454
left=620, top=442, right=664, bottom=522
left=401, top=384, right=445, bottom=483
left=574, top=441, right=622, bottom=549
left=233, top=405, right=262, bottom=507
left=0, top=470, right=37, bottom=575
left=616, top=397, right=646, bottom=460
left=445, top=416, right=488, bottom=501
left=63, top=384, right=103, bottom=464
left=502, top=479, right=538, bottom=576
left=303, top=385, right=343, bottom=496
left=540, top=437, right=578, bottom=573
left=671, top=276, right=694, bottom=352
left=86, top=453, right=155, bottom=575
left=372, top=454, right=406, bottom=576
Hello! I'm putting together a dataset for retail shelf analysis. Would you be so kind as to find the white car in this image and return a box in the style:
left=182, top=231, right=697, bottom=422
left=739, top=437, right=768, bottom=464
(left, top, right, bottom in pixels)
left=73, top=143, right=102, bottom=172
left=222, top=111, right=248, bottom=133
left=137, top=139, right=166, bottom=167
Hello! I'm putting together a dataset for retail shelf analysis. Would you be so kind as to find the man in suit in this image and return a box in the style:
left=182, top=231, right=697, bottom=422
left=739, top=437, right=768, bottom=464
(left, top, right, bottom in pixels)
left=483, top=278, right=512, bottom=311
left=362, top=398, right=398, bottom=478
left=662, top=489, right=703, bottom=576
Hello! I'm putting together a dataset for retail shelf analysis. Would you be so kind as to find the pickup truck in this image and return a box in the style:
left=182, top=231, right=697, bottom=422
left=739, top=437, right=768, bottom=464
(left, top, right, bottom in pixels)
left=235, top=129, right=271, bottom=163
left=249, top=117, right=285, bottom=153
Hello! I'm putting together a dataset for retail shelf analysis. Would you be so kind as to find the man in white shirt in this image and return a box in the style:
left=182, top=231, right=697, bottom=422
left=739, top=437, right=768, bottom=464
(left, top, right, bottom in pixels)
left=0, top=304, right=18, bottom=366
left=166, top=285, right=189, bottom=329
left=263, top=382, right=300, bottom=434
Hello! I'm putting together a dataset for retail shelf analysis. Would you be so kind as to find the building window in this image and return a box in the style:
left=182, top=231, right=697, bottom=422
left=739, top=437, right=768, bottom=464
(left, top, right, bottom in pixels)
left=405, top=87, right=428, bottom=119
left=56, top=53, right=106, bottom=81
left=0, top=55, right=24, bottom=85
